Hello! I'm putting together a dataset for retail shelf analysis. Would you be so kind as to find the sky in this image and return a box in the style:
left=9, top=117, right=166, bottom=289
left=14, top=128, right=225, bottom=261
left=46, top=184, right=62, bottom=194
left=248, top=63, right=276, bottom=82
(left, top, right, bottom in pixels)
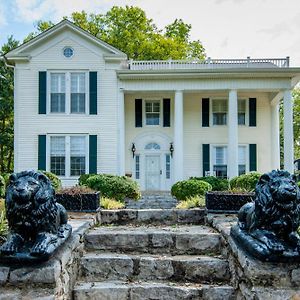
left=0, top=0, right=300, bottom=65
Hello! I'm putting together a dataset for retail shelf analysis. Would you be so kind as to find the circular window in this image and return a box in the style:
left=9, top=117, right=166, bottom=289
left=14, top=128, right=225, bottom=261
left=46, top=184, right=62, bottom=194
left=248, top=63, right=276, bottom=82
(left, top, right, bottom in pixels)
left=63, top=47, right=74, bottom=58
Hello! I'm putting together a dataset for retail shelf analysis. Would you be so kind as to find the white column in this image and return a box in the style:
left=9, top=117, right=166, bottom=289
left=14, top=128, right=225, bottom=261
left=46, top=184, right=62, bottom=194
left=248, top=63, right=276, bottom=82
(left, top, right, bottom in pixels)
left=227, top=90, right=238, bottom=178
left=271, top=103, right=280, bottom=169
left=174, top=90, right=184, bottom=182
left=118, top=89, right=125, bottom=175
left=283, top=89, right=294, bottom=173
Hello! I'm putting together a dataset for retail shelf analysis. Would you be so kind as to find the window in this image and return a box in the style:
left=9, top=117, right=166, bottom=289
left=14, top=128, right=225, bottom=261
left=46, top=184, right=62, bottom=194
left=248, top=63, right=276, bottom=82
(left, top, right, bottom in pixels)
left=145, top=142, right=160, bottom=150
left=135, top=155, right=140, bottom=179
left=166, top=154, right=171, bottom=179
left=50, top=73, right=66, bottom=113
left=238, top=99, right=246, bottom=125
left=212, top=99, right=227, bottom=125
left=145, top=101, right=160, bottom=125
left=213, top=146, right=227, bottom=178
left=63, top=47, right=74, bottom=58
left=238, top=146, right=247, bottom=175
left=49, top=71, right=87, bottom=114
left=49, top=135, right=87, bottom=177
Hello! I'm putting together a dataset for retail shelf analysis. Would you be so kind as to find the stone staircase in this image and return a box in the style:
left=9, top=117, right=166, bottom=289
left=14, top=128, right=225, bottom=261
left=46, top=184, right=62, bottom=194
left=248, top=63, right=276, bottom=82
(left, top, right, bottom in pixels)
left=73, top=209, right=236, bottom=299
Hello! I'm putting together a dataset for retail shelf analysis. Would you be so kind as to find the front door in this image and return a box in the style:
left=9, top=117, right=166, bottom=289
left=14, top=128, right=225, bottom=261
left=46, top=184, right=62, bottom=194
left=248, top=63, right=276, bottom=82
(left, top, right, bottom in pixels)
left=145, top=155, right=160, bottom=190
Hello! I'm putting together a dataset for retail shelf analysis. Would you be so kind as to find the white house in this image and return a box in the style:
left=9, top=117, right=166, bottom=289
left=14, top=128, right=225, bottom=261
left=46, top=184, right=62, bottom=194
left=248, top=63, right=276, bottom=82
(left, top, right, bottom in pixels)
left=3, top=20, right=300, bottom=190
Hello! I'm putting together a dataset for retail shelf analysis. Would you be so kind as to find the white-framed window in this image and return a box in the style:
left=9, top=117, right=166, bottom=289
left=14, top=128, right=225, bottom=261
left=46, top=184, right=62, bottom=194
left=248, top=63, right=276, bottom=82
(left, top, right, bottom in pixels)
left=63, top=47, right=74, bottom=58
left=48, top=71, right=88, bottom=114
left=166, top=154, right=171, bottom=179
left=213, top=146, right=227, bottom=178
left=212, top=99, right=227, bottom=125
left=145, top=100, right=160, bottom=126
left=49, top=135, right=88, bottom=177
left=238, top=99, right=246, bottom=125
left=238, top=145, right=247, bottom=175
left=135, top=155, right=140, bottom=179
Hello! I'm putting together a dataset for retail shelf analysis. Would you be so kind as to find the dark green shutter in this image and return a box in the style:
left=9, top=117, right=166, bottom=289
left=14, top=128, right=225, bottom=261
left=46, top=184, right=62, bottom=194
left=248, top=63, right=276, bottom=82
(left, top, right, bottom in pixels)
left=38, top=135, right=46, bottom=170
left=89, top=72, right=97, bottom=115
left=89, top=135, right=97, bottom=174
left=249, top=144, right=257, bottom=171
left=39, top=72, right=46, bottom=114
left=202, top=98, right=209, bottom=127
left=249, top=98, right=257, bottom=127
left=135, top=99, right=143, bottom=127
left=163, top=98, right=171, bottom=127
left=203, top=144, right=210, bottom=176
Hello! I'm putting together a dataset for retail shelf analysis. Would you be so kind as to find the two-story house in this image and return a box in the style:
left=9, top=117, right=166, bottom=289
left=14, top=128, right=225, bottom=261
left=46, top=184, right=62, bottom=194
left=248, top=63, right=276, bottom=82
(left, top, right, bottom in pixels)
left=3, top=20, right=300, bottom=190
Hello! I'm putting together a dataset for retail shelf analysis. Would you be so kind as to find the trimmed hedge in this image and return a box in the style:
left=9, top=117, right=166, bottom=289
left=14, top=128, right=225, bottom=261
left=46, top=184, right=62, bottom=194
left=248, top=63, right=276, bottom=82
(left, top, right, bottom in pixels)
left=190, top=176, right=229, bottom=191
left=229, top=172, right=261, bottom=192
left=41, top=171, right=62, bottom=191
left=78, top=174, right=96, bottom=186
left=86, top=174, right=141, bottom=201
left=171, top=179, right=212, bottom=200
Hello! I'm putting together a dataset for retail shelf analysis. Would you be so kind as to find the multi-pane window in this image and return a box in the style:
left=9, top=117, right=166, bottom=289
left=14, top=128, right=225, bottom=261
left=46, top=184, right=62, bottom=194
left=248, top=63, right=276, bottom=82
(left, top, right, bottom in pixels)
left=213, top=146, right=227, bottom=178
left=135, top=155, right=140, bottom=179
left=238, top=146, right=247, bottom=175
left=145, top=143, right=160, bottom=150
left=50, top=136, right=66, bottom=176
left=238, top=99, right=246, bottom=125
left=145, top=101, right=160, bottom=125
left=212, top=99, right=227, bottom=125
left=70, top=136, right=86, bottom=176
left=166, top=154, right=171, bottom=179
left=71, top=73, right=86, bottom=113
left=50, top=73, right=66, bottom=113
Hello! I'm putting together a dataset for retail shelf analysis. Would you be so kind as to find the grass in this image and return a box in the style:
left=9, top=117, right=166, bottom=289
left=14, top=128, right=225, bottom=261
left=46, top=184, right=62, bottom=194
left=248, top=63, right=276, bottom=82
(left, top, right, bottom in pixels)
left=101, top=197, right=125, bottom=209
left=176, top=195, right=205, bottom=209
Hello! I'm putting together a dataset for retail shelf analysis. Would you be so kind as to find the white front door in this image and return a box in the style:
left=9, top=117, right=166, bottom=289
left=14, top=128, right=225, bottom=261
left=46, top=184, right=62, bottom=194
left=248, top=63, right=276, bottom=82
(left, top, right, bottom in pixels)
left=145, top=155, right=161, bottom=190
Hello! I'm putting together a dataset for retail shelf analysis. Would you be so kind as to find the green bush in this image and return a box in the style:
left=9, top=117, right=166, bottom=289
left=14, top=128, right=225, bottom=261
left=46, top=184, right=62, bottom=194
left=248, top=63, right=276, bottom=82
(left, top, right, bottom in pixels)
left=190, top=176, right=229, bottom=191
left=86, top=174, right=140, bottom=201
left=0, top=175, right=5, bottom=198
left=229, top=172, right=261, bottom=192
left=176, top=195, right=205, bottom=209
left=171, top=179, right=212, bottom=200
left=78, top=174, right=96, bottom=186
left=41, top=171, right=62, bottom=191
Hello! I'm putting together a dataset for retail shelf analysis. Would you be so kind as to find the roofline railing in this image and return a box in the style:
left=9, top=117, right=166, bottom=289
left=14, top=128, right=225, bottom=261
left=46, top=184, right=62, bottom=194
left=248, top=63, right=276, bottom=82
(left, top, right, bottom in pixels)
left=127, top=56, right=290, bottom=70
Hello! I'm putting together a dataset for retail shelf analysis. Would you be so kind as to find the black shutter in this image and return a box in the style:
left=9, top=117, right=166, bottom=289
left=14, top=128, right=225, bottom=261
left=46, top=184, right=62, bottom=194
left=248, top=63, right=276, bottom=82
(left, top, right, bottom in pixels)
left=39, top=72, right=46, bottom=114
left=89, top=135, right=97, bottom=174
left=202, top=98, right=209, bottom=127
left=38, top=135, right=46, bottom=170
left=249, top=144, right=257, bottom=171
left=89, top=72, right=97, bottom=115
left=163, top=98, right=171, bottom=127
left=249, top=98, right=257, bottom=127
left=135, top=99, right=143, bottom=127
left=202, top=144, right=210, bottom=176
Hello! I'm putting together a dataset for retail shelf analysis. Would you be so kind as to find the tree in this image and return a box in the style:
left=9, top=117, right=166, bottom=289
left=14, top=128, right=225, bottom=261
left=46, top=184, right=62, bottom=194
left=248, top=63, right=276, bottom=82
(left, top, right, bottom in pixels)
left=25, top=6, right=206, bottom=60
left=0, top=36, right=19, bottom=173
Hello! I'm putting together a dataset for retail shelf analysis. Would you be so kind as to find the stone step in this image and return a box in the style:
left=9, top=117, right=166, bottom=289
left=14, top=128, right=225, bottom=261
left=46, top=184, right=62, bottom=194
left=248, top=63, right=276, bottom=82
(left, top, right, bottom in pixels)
left=73, top=281, right=236, bottom=300
left=80, top=253, right=230, bottom=283
left=85, top=225, right=221, bottom=255
left=98, top=209, right=205, bottom=225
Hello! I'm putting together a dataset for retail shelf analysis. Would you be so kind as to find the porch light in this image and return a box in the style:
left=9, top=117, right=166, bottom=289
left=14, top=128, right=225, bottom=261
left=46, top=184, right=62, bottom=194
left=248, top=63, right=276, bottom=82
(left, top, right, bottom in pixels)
left=131, top=143, right=136, bottom=158
left=170, top=143, right=174, bottom=157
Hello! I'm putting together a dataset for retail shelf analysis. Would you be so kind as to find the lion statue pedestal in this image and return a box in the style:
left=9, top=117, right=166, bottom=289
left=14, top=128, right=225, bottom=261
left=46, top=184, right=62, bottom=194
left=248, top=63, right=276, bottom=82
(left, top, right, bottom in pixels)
left=0, top=170, right=72, bottom=264
left=231, top=170, right=300, bottom=262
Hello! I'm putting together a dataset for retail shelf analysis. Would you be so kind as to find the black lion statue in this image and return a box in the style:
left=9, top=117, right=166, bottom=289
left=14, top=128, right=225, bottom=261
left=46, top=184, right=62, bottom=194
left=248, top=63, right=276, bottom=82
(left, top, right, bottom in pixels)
left=231, top=170, right=300, bottom=262
left=0, top=170, right=71, bottom=263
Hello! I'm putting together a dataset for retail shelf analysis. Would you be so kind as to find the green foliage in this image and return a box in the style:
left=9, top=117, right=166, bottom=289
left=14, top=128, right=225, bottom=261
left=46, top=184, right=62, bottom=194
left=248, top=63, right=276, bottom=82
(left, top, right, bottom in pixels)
left=0, top=175, right=5, bottom=198
left=229, top=172, right=262, bottom=192
left=190, top=176, right=229, bottom=191
left=176, top=195, right=205, bottom=209
left=101, top=197, right=125, bottom=209
left=86, top=174, right=140, bottom=201
left=78, top=173, right=96, bottom=186
left=171, top=179, right=212, bottom=200
left=24, top=6, right=206, bottom=60
left=0, top=200, right=7, bottom=241
left=41, top=171, right=62, bottom=191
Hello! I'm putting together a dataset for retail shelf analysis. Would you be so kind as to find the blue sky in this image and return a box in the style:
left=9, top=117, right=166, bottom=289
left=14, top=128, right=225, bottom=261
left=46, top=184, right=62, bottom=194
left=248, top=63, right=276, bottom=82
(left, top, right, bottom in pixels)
left=1, top=0, right=300, bottom=65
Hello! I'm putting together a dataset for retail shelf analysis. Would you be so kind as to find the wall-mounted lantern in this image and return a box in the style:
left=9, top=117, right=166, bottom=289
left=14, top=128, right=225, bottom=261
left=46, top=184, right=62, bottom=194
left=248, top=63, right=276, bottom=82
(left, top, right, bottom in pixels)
left=131, top=143, right=136, bottom=158
left=169, top=142, right=174, bottom=157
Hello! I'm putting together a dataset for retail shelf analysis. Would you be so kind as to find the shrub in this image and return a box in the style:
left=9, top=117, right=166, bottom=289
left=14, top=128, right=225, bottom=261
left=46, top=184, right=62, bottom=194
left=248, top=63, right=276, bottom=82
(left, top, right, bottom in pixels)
left=176, top=195, right=205, bottom=209
left=86, top=174, right=140, bottom=201
left=190, top=176, right=229, bottom=191
left=101, top=197, right=125, bottom=209
left=1, top=173, right=10, bottom=188
left=78, top=174, right=96, bottom=186
left=0, top=200, right=7, bottom=242
left=41, top=171, right=62, bottom=191
left=229, top=172, right=262, bottom=192
left=0, top=175, right=5, bottom=198
left=171, top=179, right=212, bottom=200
